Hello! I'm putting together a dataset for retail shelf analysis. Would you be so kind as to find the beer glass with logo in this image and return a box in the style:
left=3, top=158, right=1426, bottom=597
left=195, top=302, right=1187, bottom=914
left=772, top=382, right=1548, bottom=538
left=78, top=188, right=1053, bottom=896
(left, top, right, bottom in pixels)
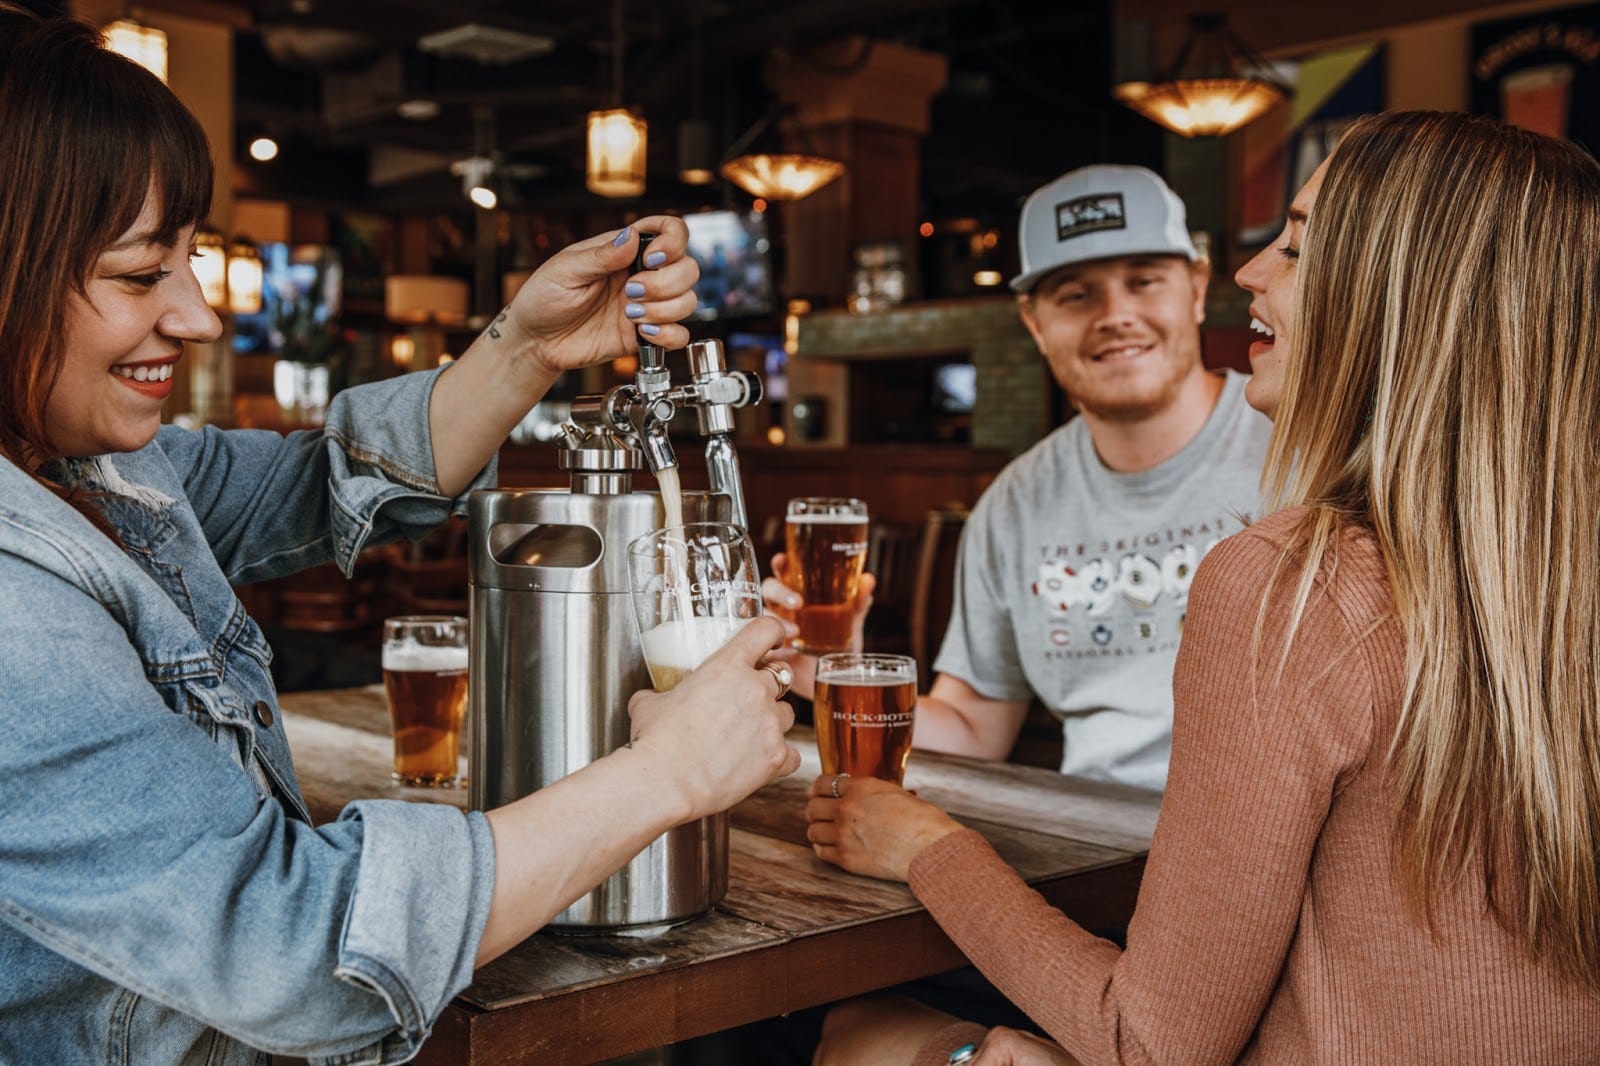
left=627, top=523, right=763, bottom=691
left=381, top=615, right=469, bottom=786
left=784, top=497, right=869, bottom=654
left=814, top=653, right=918, bottom=785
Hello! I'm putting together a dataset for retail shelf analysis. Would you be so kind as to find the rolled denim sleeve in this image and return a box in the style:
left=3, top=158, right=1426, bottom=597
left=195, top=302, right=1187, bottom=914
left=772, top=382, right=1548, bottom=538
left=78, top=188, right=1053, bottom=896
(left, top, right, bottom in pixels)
left=162, top=365, right=497, bottom=585
left=325, top=803, right=497, bottom=1066
left=320, top=366, right=497, bottom=575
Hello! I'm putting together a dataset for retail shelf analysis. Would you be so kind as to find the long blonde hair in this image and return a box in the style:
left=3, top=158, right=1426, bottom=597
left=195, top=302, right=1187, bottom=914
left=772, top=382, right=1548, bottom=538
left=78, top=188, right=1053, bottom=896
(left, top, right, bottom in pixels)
left=1266, top=111, right=1600, bottom=988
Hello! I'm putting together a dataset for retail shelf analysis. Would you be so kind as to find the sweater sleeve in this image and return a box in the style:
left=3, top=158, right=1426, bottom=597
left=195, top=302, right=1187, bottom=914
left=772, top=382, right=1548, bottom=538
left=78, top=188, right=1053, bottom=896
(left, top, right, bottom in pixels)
left=909, top=527, right=1378, bottom=1065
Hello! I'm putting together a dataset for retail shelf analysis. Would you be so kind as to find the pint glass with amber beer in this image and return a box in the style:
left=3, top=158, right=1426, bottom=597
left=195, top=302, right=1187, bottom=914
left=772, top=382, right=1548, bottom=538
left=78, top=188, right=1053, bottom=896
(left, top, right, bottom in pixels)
left=814, top=653, right=918, bottom=785
left=627, top=523, right=763, bottom=691
left=784, top=497, right=869, bottom=654
left=382, top=615, right=469, bottom=786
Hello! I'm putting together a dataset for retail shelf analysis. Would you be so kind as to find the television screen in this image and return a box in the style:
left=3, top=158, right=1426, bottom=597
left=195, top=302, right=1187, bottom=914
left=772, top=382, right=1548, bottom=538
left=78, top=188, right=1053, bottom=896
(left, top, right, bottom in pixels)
left=233, top=243, right=343, bottom=356
left=931, top=362, right=978, bottom=413
left=682, top=210, right=773, bottom=320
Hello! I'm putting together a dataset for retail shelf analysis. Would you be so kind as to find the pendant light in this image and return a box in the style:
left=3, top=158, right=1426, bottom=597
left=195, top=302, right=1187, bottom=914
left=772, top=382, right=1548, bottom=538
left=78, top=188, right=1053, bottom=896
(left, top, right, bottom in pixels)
left=1113, top=13, right=1287, bottom=138
left=720, top=104, right=844, bottom=203
left=586, top=0, right=647, bottom=198
left=192, top=228, right=228, bottom=311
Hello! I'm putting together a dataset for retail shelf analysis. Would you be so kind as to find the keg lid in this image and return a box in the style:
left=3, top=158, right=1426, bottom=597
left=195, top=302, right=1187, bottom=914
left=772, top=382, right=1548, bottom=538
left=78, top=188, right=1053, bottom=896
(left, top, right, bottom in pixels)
left=556, top=425, right=641, bottom=472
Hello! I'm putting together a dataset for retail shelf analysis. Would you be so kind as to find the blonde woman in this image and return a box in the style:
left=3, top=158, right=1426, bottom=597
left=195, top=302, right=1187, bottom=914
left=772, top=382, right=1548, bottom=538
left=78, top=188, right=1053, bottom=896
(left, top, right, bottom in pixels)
left=806, top=111, right=1600, bottom=1064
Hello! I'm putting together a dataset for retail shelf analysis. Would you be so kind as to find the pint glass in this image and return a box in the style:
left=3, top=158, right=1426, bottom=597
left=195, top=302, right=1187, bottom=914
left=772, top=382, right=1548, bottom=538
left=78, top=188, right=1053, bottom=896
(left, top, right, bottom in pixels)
left=814, top=653, right=917, bottom=785
left=627, top=523, right=763, bottom=691
left=784, top=497, right=869, bottom=654
left=381, top=615, right=469, bottom=786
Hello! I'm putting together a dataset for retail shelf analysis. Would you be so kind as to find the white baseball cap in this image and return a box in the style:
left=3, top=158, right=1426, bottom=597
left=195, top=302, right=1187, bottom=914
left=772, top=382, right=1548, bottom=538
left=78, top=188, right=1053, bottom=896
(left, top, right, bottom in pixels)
left=1010, top=164, right=1199, bottom=293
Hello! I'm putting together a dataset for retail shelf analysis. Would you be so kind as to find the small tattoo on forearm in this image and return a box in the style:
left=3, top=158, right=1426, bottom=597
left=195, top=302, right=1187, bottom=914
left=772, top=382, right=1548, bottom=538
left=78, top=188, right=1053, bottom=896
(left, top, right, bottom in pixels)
left=485, top=308, right=509, bottom=341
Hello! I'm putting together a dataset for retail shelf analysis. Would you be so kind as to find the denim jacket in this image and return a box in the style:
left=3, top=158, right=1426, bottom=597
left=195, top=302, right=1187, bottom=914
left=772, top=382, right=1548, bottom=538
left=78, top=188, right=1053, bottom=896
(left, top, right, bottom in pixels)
left=0, top=367, right=497, bottom=1066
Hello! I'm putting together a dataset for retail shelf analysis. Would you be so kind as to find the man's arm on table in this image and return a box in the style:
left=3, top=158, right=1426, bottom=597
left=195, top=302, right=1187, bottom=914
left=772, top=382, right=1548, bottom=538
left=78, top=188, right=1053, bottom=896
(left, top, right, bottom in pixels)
left=912, top=673, right=1031, bottom=762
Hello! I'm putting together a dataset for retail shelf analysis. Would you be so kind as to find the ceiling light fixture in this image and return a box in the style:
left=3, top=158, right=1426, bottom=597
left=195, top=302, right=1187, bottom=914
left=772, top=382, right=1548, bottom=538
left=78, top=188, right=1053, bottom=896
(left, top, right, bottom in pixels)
left=452, top=156, right=497, bottom=210
left=586, top=0, right=646, bottom=198
left=720, top=104, right=844, bottom=203
left=104, top=17, right=168, bottom=83
left=248, top=136, right=279, bottom=162
left=1112, top=13, right=1287, bottom=138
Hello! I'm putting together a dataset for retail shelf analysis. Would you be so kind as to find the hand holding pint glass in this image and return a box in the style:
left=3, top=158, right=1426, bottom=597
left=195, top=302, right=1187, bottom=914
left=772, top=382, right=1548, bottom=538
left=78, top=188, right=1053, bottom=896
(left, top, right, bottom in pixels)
left=815, top=653, right=918, bottom=785
left=382, top=615, right=469, bottom=786
left=628, top=523, right=764, bottom=691
left=783, top=497, right=869, bottom=654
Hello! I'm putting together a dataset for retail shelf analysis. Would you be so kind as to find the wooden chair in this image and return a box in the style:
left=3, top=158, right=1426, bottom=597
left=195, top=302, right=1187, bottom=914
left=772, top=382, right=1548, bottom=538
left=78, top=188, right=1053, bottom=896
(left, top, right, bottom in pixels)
left=274, top=549, right=389, bottom=633
left=908, top=506, right=969, bottom=690
left=861, top=520, right=923, bottom=653
left=382, top=516, right=470, bottom=617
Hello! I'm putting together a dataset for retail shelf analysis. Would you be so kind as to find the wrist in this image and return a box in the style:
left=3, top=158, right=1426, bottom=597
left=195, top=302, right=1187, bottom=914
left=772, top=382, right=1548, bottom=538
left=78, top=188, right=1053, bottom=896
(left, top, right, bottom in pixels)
left=610, top=740, right=701, bottom=828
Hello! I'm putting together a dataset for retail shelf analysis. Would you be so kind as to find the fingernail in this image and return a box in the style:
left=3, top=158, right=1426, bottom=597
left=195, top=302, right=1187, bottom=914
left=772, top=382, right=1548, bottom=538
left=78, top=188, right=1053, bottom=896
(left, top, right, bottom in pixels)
left=613, top=226, right=632, bottom=247
left=644, top=250, right=667, bottom=268
left=625, top=302, right=646, bottom=319
left=639, top=323, right=661, bottom=337
left=625, top=281, right=646, bottom=298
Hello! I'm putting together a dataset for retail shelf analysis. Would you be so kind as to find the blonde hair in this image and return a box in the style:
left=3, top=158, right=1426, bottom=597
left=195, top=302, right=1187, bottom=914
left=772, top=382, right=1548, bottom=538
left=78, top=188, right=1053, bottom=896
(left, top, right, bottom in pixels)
left=1265, top=111, right=1600, bottom=988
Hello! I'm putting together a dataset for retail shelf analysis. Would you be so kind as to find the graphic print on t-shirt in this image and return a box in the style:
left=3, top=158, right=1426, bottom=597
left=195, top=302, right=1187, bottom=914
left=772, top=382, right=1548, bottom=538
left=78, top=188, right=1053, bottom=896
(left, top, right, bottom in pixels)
left=1030, top=517, right=1235, bottom=659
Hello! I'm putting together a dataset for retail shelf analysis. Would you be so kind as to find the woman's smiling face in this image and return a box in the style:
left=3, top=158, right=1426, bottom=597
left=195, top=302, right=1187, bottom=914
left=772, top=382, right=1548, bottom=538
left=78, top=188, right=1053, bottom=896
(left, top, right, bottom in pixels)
left=44, top=190, right=221, bottom=458
left=1234, top=159, right=1328, bottom=420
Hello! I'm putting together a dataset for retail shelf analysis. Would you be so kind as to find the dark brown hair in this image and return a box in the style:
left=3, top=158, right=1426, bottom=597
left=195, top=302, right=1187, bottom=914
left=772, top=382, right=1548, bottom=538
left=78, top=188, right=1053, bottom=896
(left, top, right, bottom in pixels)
left=0, top=9, right=212, bottom=515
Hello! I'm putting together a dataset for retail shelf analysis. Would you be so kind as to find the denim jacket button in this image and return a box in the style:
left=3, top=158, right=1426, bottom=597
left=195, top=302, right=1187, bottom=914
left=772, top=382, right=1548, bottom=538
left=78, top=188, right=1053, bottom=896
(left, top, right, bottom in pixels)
left=253, top=700, right=275, bottom=727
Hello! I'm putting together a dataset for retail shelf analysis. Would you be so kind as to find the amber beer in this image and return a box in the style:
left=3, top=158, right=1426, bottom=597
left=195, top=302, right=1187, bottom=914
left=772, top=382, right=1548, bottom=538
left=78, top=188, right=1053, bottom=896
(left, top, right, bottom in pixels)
left=381, top=616, right=469, bottom=786
left=814, top=654, right=917, bottom=785
left=785, top=498, right=869, bottom=654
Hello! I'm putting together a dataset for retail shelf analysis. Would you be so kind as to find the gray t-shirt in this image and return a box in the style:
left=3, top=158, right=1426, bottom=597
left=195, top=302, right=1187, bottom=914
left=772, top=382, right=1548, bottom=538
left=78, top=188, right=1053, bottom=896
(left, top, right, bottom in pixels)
left=934, top=370, right=1272, bottom=791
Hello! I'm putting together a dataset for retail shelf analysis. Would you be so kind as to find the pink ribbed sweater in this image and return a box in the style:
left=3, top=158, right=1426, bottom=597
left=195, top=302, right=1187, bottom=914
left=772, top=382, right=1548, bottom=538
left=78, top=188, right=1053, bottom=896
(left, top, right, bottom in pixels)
left=908, top=508, right=1600, bottom=1064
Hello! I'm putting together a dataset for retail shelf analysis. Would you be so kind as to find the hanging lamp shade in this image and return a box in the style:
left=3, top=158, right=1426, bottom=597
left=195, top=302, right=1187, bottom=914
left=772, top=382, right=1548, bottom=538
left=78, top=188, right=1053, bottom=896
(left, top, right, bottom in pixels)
left=586, top=108, right=647, bottom=197
left=104, top=18, right=168, bottom=83
left=192, top=228, right=228, bottom=311
left=720, top=154, right=844, bottom=202
left=1113, top=13, right=1287, bottom=138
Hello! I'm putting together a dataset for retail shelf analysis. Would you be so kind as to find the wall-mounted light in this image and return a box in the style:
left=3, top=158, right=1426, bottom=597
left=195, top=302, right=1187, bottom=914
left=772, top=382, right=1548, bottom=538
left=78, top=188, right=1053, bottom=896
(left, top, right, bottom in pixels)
left=226, top=238, right=263, bottom=315
left=104, top=17, right=167, bottom=83
left=192, top=228, right=228, bottom=310
left=1113, top=13, right=1287, bottom=137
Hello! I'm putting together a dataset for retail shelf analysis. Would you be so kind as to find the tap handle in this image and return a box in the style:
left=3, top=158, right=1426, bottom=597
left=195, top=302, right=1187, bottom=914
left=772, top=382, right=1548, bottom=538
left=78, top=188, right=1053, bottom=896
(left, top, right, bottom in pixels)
left=633, top=230, right=656, bottom=274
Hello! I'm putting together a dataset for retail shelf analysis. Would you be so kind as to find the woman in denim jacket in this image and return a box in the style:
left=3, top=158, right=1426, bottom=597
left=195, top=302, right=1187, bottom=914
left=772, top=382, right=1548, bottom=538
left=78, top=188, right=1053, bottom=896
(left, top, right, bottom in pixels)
left=0, top=11, right=801, bottom=1065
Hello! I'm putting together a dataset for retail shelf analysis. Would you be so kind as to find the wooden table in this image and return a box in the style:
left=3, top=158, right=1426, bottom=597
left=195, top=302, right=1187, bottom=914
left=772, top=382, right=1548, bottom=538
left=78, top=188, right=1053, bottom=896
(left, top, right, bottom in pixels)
left=280, top=687, right=1160, bottom=1065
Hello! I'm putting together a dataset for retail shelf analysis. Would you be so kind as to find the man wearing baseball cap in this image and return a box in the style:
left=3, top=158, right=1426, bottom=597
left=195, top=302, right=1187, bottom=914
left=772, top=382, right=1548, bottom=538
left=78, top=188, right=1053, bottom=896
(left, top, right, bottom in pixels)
left=910, top=163, right=1271, bottom=792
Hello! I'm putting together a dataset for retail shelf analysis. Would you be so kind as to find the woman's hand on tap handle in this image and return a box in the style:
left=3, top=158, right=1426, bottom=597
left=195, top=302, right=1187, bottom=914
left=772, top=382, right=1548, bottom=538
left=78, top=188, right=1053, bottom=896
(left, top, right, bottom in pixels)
left=502, top=216, right=701, bottom=377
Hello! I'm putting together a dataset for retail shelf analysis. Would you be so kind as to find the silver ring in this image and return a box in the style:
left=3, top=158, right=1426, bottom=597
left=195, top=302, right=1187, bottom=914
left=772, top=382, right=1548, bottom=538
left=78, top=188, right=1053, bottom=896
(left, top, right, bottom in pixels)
left=830, top=772, right=850, bottom=799
left=761, top=660, right=793, bottom=699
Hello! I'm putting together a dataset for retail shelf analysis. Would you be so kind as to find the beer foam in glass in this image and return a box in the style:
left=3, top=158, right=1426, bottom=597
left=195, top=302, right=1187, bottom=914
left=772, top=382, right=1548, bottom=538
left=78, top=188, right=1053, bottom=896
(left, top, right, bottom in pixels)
left=785, top=497, right=869, bottom=654
left=381, top=616, right=469, bottom=786
left=628, top=523, right=764, bottom=692
left=814, top=653, right=917, bottom=785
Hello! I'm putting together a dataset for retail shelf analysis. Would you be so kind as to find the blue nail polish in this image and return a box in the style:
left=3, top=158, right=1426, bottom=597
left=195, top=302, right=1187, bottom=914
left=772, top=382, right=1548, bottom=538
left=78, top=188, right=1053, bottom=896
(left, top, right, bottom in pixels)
left=624, top=302, right=646, bottom=319
left=625, top=281, right=646, bottom=298
left=639, top=323, right=661, bottom=337
left=644, top=250, right=667, bottom=269
left=613, top=226, right=632, bottom=247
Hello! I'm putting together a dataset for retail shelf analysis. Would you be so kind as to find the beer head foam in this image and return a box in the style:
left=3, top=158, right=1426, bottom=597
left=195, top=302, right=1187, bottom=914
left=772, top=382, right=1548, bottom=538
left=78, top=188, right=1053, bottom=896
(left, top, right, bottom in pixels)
left=787, top=513, right=868, bottom=525
left=382, top=641, right=469, bottom=673
left=640, top=616, right=751, bottom=672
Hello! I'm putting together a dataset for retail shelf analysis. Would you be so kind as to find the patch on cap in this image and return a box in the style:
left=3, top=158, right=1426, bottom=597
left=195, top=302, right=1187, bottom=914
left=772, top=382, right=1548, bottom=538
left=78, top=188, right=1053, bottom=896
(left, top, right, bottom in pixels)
left=1056, top=193, right=1127, bottom=242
